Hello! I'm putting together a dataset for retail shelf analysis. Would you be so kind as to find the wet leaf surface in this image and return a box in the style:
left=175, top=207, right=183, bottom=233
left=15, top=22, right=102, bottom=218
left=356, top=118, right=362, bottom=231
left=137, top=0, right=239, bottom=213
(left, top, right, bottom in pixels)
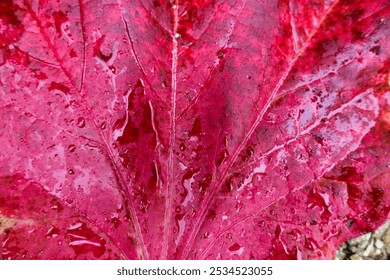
left=0, top=0, right=390, bottom=259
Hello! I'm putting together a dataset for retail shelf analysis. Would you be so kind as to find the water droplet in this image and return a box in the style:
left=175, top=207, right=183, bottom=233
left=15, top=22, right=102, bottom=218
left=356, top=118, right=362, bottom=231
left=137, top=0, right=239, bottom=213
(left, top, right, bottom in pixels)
left=181, top=169, right=198, bottom=206
left=49, top=82, right=70, bottom=95
left=67, top=222, right=106, bottom=258
left=68, top=144, right=76, bottom=152
left=189, top=117, right=202, bottom=140
left=119, top=152, right=130, bottom=169
left=109, top=65, right=116, bottom=74
left=52, top=11, right=69, bottom=37
left=235, top=201, right=243, bottom=212
left=179, top=143, right=186, bottom=151
left=265, top=186, right=276, bottom=197
left=304, top=237, right=318, bottom=251
left=199, top=173, right=212, bottom=194
left=265, top=113, right=276, bottom=123
left=110, top=213, right=120, bottom=228
left=113, top=80, right=152, bottom=146
left=178, top=161, right=187, bottom=170
left=251, top=173, right=265, bottom=188
left=50, top=201, right=63, bottom=212
left=76, top=117, right=85, bottom=128
left=244, top=145, right=254, bottom=161
left=46, top=226, right=60, bottom=238
left=207, top=209, right=217, bottom=220
left=68, top=169, right=74, bottom=175
left=100, top=122, right=107, bottom=130
left=140, top=194, right=150, bottom=213
left=94, top=36, right=112, bottom=62
left=258, top=220, right=265, bottom=227
left=217, top=149, right=229, bottom=166
left=228, top=243, right=241, bottom=251
left=330, top=226, right=340, bottom=235
left=288, top=229, right=300, bottom=241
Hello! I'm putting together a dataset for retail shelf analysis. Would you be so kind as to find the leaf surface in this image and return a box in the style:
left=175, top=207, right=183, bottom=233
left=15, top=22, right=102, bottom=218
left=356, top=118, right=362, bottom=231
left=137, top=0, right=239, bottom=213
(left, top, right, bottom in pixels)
left=0, top=0, right=390, bottom=259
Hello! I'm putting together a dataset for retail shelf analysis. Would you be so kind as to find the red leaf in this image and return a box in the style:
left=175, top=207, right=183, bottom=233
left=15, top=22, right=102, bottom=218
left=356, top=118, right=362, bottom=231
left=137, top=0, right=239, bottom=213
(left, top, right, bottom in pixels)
left=1, top=0, right=390, bottom=259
